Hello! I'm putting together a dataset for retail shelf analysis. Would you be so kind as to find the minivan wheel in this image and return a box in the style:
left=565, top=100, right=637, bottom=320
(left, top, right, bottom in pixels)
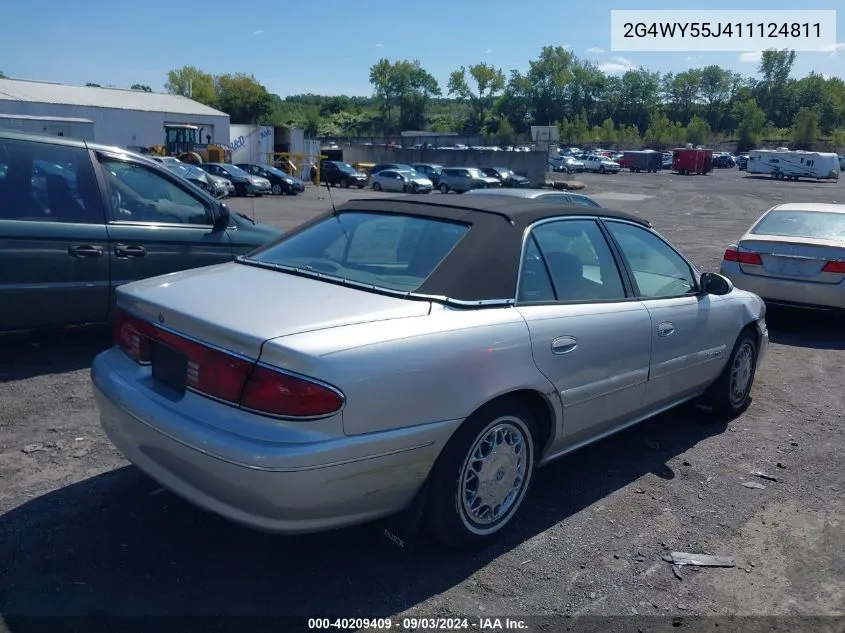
left=373, top=182, right=382, bottom=191
left=426, top=398, right=537, bottom=550
left=440, top=183, right=449, bottom=194
left=271, top=184, right=282, bottom=195
left=341, top=178, right=350, bottom=188
left=704, top=329, right=758, bottom=418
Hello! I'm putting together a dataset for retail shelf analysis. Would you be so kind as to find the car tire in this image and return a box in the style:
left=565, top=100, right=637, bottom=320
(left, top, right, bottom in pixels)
left=373, top=182, right=382, bottom=191
left=341, top=179, right=350, bottom=188
left=599, top=166, right=606, bottom=174
left=704, top=328, right=758, bottom=419
left=357, top=184, right=365, bottom=189
left=404, top=184, right=413, bottom=193
left=426, top=397, right=538, bottom=550
left=235, top=183, right=247, bottom=197
left=440, top=183, right=449, bottom=194
left=271, top=184, right=282, bottom=195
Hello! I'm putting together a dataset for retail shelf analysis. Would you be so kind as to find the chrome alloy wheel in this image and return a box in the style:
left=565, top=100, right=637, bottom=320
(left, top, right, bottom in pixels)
left=458, top=417, right=533, bottom=535
left=729, top=341, right=755, bottom=408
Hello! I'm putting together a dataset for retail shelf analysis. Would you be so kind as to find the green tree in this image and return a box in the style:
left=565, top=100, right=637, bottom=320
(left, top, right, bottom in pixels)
left=130, top=83, right=152, bottom=92
left=600, top=117, right=617, bottom=144
left=755, top=48, right=796, bottom=128
left=830, top=128, right=845, bottom=152
left=495, top=118, right=515, bottom=145
left=698, top=65, right=734, bottom=130
left=447, top=62, right=506, bottom=134
left=85, top=82, right=101, bottom=87
left=165, top=66, right=216, bottom=106
left=523, top=46, right=575, bottom=126
left=0, top=71, right=6, bottom=78
left=214, top=73, right=272, bottom=124
left=685, top=115, right=711, bottom=146
left=732, top=98, right=767, bottom=151
left=790, top=107, right=820, bottom=149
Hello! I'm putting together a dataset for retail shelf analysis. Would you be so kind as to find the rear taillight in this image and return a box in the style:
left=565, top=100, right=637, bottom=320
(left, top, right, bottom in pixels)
left=113, top=308, right=343, bottom=418
left=241, top=366, right=344, bottom=417
left=723, top=246, right=762, bottom=266
left=822, top=260, right=845, bottom=274
left=114, top=310, right=154, bottom=362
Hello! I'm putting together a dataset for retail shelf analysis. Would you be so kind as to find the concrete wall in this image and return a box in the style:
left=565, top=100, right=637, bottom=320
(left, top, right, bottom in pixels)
left=341, top=147, right=549, bottom=184
left=0, top=100, right=230, bottom=149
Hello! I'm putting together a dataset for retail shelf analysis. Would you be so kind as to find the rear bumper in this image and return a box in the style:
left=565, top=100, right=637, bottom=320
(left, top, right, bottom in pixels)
left=91, top=348, right=457, bottom=534
left=721, top=262, right=845, bottom=310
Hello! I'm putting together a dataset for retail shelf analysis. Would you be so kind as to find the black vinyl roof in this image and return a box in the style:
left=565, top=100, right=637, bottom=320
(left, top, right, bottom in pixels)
left=317, top=195, right=651, bottom=304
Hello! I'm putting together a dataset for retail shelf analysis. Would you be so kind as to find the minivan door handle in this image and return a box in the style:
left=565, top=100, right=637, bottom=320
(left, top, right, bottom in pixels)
left=551, top=336, right=578, bottom=355
left=68, top=244, right=104, bottom=258
left=114, top=244, right=147, bottom=258
left=657, top=321, right=675, bottom=337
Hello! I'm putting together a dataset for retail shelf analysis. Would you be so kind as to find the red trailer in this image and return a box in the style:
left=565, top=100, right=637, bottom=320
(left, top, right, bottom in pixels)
left=672, top=147, right=713, bottom=175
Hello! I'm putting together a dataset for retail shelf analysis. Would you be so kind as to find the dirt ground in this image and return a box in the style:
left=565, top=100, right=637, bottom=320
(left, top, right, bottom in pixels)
left=1, top=169, right=844, bottom=626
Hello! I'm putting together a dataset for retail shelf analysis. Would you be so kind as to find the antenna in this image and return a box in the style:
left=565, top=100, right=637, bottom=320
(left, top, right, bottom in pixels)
left=324, top=178, right=336, bottom=212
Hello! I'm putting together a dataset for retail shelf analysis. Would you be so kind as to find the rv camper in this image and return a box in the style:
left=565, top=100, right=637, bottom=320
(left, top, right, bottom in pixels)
left=746, top=148, right=840, bottom=181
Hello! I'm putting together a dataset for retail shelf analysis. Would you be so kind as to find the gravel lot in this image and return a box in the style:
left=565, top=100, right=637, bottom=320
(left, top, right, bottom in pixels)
left=1, top=169, right=844, bottom=625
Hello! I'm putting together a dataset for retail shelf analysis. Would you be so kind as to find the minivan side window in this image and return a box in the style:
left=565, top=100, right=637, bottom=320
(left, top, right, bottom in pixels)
left=0, top=139, right=104, bottom=224
left=100, top=159, right=212, bottom=226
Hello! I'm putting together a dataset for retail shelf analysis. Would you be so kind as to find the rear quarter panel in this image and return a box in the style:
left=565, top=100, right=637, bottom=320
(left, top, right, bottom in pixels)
left=260, top=305, right=560, bottom=437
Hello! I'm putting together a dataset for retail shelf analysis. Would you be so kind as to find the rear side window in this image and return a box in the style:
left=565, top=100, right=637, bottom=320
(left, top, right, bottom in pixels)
left=246, top=212, right=470, bottom=292
left=752, top=210, right=845, bottom=240
left=0, top=139, right=103, bottom=223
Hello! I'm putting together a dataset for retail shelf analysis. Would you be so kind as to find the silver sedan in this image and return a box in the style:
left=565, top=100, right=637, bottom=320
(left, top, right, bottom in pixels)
left=371, top=169, right=433, bottom=193
left=92, top=196, right=767, bottom=549
left=720, top=203, right=845, bottom=312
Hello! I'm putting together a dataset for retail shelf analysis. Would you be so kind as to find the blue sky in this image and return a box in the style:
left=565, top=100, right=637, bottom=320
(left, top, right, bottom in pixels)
left=1, top=0, right=842, bottom=97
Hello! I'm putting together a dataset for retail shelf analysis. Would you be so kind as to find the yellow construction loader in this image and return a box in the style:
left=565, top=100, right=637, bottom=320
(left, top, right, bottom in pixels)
left=147, top=124, right=230, bottom=164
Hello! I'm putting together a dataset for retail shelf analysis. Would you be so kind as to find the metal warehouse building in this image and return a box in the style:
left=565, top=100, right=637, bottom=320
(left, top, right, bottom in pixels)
left=0, top=77, right=230, bottom=149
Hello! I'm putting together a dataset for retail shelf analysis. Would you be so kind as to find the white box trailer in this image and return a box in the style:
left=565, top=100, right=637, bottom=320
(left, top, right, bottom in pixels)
left=746, top=148, right=840, bottom=181
left=0, top=113, right=95, bottom=141
left=228, top=124, right=274, bottom=165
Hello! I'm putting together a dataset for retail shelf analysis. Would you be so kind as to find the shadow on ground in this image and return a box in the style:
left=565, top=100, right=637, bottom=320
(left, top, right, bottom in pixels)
left=0, top=327, right=112, bottom=383
left=0, top=404, right=726, bottom=619
left=765, top=307, right=845, bottom=351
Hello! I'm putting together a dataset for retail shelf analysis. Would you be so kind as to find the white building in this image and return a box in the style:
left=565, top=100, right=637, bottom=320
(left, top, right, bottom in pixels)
left=0, top=77, right=230, bottom=149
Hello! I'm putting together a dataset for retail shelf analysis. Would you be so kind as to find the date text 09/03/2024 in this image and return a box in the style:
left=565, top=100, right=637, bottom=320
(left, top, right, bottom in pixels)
left=623, top=22, right=821, bottom=39
left=307, top=617, right=529, bottom=630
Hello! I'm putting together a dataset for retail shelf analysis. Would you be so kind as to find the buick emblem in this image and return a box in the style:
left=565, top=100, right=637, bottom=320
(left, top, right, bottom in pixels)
left=158, top=313, right=165, bottom=325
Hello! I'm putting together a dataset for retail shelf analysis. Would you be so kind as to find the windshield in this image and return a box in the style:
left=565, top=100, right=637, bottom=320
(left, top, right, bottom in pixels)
left=468, top=168, right=487, bottom=178
left=243, top=212, right=470, bottom=293
left=221, top=165, right=250, bottom=178
left=264, top=165, right=291, bottom=179
left=334, top=162, right=357, bottom=173
left=752, top=210, right=845, bottom=240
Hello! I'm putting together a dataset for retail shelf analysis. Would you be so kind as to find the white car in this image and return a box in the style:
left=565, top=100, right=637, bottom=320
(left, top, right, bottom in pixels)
left=371, top=169, right=433, bottom=193
left=582, top=155, right=621, bottom=174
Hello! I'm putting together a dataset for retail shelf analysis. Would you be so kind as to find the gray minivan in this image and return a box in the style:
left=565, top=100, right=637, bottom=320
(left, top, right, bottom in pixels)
left=438, top=167, right=501, bottom=194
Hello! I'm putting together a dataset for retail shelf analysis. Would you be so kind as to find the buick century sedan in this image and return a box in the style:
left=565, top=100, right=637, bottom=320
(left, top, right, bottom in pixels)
left=92, top=196, right=768, bottom=549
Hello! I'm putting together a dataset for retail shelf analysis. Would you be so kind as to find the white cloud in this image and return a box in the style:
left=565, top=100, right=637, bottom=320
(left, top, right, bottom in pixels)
left=827, top=42, right=845, bottom=57
left=686, top=55, right=702, bottom=61
left=586, top=46, right=605, bottom=53
left=252, top=29, right=264, bottom=35
left=562, top=44, right=572, bottom=50
left=485, top=49, right=493, bottom=55
left=375, top=42, right=384, bottom=47
left=739, top=51, right=762, bottom=63
left=598, top=56, right=635, bottom=74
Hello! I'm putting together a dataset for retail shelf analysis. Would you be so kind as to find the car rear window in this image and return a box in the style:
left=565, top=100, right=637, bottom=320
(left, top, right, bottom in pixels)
left=752, top=210, right=845, bottom=240
left=245, top=212, right=470, bottom=292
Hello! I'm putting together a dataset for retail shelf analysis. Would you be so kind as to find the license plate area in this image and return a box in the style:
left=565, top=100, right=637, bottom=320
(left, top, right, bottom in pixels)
left=151, top=342, right=188, bottom=394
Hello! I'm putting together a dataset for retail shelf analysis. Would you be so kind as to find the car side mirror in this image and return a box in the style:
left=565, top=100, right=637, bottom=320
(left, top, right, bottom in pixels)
left=700, top=271, right=732, bottom=296
left=213, top=202, right=231, bottom=232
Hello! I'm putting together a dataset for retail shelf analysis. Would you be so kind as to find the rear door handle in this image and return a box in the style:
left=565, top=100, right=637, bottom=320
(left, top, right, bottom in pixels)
left=657, top=321, right=675, bottom=337
left=68, top=245, right=104, bottom=258
left=551, top=335, right=578, bottom=355
left=114, top=244, right=147, bottom=258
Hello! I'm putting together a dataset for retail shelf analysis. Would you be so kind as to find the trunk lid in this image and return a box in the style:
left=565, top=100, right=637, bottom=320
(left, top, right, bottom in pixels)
left=737, top=236, right=845, bottom=283
left=116, top=262, right=432, bottom=359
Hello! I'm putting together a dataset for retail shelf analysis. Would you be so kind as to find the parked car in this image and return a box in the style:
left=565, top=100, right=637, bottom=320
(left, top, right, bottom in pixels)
left=164, top=162, right=227, bottom=198
left=720, top=203, right=845, bottom=313
left=479, top=167, right=531, bottom=188
left=838, top=155, right=845, bottom=171
left=371, top=169, right=433, bottom=193
left=410, top=163, right=444, bottom=187
left=311, top=161, right=368, bottom=189
left=198, top=163, right=271, bottom=197
left=737, top=154, right=749, bottom=171
left=463, top=187, right=601, bottom=207
left=713, top=153, right=736, bottom=168
left=237, top=163, right=303, bottom=195
left=582, top=155, right=621, bottom=174
left=438, top=167, right=502, bottom=193
left=0, top=131, right=282, bottom=333
left=370, top=163, right=416, bottom=176
left=91, top=194, right=768, bottom=549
